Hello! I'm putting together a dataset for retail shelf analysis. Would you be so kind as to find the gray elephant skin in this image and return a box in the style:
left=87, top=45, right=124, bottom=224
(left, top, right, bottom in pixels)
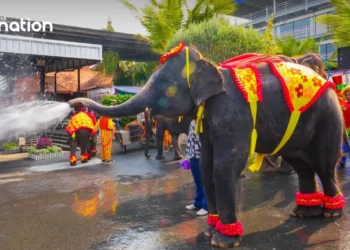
left=144, top=108, right=192, bottom=160
left=69, top=47, right=346, bottom=248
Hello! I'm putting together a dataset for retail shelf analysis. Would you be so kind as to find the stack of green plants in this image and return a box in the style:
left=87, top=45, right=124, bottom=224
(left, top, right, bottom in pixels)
left=1, top=142, right=18, bottom=151
left=101, top=94, right=137, bottom=128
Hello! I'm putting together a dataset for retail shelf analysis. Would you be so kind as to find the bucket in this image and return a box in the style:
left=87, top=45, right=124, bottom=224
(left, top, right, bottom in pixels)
left=180, top=159, right=190, bottom=170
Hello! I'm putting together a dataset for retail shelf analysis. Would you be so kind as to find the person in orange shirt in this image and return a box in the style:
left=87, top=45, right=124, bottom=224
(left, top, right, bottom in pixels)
left=94, top=116, right=116, bottom=164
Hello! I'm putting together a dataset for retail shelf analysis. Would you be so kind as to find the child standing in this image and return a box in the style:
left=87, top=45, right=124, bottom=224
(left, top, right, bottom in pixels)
left=185, top=120, right=208, bottom=216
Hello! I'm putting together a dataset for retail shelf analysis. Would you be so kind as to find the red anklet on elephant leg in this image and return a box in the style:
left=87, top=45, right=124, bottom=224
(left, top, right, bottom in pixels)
left=295, top=191, right=324, bottom=206
left=80, top=154, right=89, bottom=161
left=69, top=155, right=77, bottom=163
left=215, top=220, right=244, bottom=236
left=323, top=192, right=346, bottom=210
left=207, top=214, right=219, bottom=227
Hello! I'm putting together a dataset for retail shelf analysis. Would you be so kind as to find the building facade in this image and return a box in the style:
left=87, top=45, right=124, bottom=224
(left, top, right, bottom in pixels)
left=236, top=0, right=335, bottom=59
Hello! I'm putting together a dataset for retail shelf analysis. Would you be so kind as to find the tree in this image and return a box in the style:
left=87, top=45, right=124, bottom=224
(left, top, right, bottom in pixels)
left=262, top=14, right=280, bottom=55
left=167, top=18, right=266, bottom=63
left=120, top=0, right=236, bottom=53
left=315, top=0, right=350, bottom=48
left=275, top=36, right=319, bottom=57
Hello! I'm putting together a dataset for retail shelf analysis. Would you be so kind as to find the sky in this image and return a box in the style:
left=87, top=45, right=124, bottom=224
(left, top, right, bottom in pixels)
left=0, top=0, right=247, bottom=35
left=0, top=0, right=193, bottom=35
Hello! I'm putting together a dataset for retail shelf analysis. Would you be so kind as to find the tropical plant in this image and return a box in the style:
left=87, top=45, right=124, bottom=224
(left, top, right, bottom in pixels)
left=115, top=61, right=158, bottom=86
left=120, top=0, right=236, bottom=53
left=315, top=0, right=350, bottom=48
left=262, top=14, right=280, bottom=55
left=167, top=18, right=266, bottom=63
left=275, top=36, right=319, bottom=57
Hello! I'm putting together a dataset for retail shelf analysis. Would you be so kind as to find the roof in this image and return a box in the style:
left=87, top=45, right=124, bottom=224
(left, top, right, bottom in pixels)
left=14, top=66, right=113, bottom=95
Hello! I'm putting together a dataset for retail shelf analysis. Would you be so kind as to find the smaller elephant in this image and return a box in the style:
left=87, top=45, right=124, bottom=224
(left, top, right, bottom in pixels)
left=65, top=105, right=95, bottom=166
left=144, top=108, right=192, bottom=161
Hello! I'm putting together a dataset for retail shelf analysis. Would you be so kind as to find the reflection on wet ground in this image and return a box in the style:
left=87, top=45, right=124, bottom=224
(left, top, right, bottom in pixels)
left=0, top=145, right=350, bottom=250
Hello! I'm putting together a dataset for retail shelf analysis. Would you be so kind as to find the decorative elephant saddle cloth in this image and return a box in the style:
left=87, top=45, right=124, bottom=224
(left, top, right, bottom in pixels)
left=220, top=59, right=335, bottom=172
left=65, top=111, right=95, bottom=135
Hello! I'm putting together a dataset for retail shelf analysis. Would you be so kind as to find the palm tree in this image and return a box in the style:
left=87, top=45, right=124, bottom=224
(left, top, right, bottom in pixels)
left=120, top=0, right=236, bottom=53
left=315, top=0, right=350, bottom=48
left=275, top=36, right=319, bottom=57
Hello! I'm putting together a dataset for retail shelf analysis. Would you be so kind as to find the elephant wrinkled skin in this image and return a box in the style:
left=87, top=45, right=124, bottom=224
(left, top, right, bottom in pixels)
left=69, top=47, right=345, bottom=248
left=144, top=108, right=191, bottom=161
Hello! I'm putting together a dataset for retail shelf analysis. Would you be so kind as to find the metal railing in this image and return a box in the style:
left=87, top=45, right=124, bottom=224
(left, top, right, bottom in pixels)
left=241, top=0, right=331, bottom=25
left=278, top=25, right=331, bottom=39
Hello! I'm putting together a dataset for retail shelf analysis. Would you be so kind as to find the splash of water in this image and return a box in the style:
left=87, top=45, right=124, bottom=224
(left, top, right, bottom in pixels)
left=0, top=101, right=71, bottom=140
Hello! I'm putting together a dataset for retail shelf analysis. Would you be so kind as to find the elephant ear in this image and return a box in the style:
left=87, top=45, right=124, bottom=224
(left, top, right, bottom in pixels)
left=189, top=59, right=226, bottom=107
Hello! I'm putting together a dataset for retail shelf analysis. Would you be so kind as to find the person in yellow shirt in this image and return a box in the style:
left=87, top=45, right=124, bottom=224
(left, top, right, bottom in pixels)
left=94, top=116, right=116, bottom=164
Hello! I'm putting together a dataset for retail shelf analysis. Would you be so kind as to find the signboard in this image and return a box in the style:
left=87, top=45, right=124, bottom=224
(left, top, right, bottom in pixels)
left=87, top=87, right=115, bottom=103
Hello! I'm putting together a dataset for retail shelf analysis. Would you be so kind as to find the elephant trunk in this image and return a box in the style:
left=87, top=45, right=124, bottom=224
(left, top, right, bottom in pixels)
left=68, top=86, right=155, bottom=118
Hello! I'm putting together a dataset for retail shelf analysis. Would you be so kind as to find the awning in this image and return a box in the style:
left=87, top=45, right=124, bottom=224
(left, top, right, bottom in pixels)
left=115, top=86, right=142, bottom=95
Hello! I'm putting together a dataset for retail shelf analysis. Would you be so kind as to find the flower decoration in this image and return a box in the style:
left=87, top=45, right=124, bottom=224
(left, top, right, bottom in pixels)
left=36, top=137, right=53, bottom=149
left=312, top=77, right=322, bottom=87
left=295, top=84, right=303, bottom=98
left=159, top=42, right=185, bottom=64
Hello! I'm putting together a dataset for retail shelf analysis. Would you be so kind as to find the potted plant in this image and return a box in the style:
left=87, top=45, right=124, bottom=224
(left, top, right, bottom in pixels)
left=28, top=137, right=64, bottom=160
left=1, top=142, right=20, bottom=154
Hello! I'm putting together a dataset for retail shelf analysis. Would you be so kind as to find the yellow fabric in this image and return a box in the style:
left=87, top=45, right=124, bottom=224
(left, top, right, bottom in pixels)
left=100, top=130, right=113, bottom=161
left=231, top=67, right=261, bottom=159
left=72, top=133, right=76, bottom=140
left=94, top=119, right=114, bottom=132
left=66, top=112, right=94, bottom=135
left=194, top=103, right=205, bottom=135
left=249, top=62, right=329, bottom=172
left=163, top=130, right=172, bottom=149
left=178, top=116, right=183, bottom=122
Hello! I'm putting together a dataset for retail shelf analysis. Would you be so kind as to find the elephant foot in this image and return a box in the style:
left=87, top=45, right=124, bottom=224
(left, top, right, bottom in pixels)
left=211, top=232, right=242, bottom=248
left=156, top=154, right=165, bottom=160
left=323, top=208, right=343, bottom=218
left=90, top=150, right=97, bottom=157
left=204, top=225, right=216, bottom=238
left=291, top=205, right=323, bottom=218
left=173, top=155, right=183, bottom=161
left=81, top=160, right=89, bottom=164
left=70, top=162, right=77, bottom=166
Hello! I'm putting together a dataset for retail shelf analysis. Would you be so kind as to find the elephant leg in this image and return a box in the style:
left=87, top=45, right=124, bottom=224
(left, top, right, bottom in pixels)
left=155, top=129, right=165, bottom=160
left=283, top=158, right=322, bottom=217
left=90, top=135, right=98, bottom=157
left=76, top=129, right=90, bottom=163
left=171, top=133, right=183, bottom=161
left=69, top=136, right=77, bottom=166
left=211, top=136, right=249, bottom=248
left=200, top=130, right=217, bottom=238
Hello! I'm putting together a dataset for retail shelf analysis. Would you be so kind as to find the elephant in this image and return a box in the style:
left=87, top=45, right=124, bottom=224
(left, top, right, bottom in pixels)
left=65, top=105, right=95, bottom=166
left=144, top=108, right=192, bottom=160
left=69, top=46, right=347, bottom=248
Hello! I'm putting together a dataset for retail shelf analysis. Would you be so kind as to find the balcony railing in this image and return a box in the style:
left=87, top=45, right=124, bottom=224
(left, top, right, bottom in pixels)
left=277, top=25, right=331, bottom=39
left=241, top=0, right=331, bottom=25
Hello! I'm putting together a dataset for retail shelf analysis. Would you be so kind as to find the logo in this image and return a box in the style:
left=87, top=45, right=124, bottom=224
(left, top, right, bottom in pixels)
left=0, top=17, right=53, bottom=32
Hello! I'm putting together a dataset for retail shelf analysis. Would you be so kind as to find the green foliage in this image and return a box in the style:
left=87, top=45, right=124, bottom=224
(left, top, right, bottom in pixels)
left=315, top=0, right=350, bottom=48
left=101, top=94, right=137, bottom=128
left=115, top=61, right=158, bottom=86
left=27, top=146, right=62, bottom=155
left=102, top=50, right=120, bottom=76
left=275, top=36, right=319, bottom=57
left=1, top=142, right=17, bottom=150
left=120, top=0, right=237, bottom=53
left=167, top=18, right=266, bottom=63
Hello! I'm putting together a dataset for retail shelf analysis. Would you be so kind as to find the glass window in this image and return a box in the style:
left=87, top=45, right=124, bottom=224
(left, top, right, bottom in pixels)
left=320, top=44, right=327, bottom=55
left=294, top=18, right=310, bottom=30
left=280, top=22, right=293, bottom=33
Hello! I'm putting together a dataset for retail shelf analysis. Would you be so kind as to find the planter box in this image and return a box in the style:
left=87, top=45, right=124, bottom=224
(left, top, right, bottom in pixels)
left=0, top=147, right=20, bottom=155
left=28, top=151, right=64, bottom=160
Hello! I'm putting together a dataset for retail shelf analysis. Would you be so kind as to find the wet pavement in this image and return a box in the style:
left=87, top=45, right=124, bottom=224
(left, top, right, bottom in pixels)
left=0, top=143, right=350, bottom=250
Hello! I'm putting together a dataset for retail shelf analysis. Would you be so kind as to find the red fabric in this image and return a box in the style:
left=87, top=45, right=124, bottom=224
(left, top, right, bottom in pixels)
left=100, top=117, right=110, bottom=130
left=295, top=192, right=324, bottom=206
left=69, top=155, right=77, bottom=163
left=332, top=75, right=343, bottom=85
left=219, top=53, right=283, bottom=69
left=342, top=102, right=350, bottom=129
left=207, top=214, right=219, bottom=227
left=86, top=112, right=97, bottom=125
left=323, top=193, right=346, bottom=210
left=215, top=220, right=244, bottom=236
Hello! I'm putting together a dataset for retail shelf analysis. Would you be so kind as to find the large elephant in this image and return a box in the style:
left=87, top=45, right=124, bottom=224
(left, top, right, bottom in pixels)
left=69, top=47, right=346, bottom=248
left=144, top=108, right=192, bottom=160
